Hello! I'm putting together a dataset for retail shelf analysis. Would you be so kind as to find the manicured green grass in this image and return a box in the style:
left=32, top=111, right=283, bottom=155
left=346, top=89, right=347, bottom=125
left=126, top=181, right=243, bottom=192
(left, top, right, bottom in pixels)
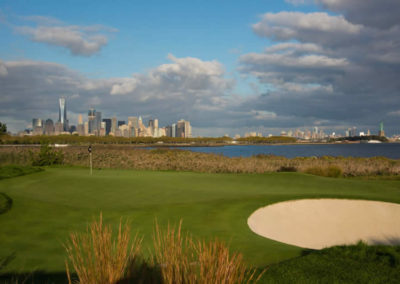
left=0, top=165, right=43, bottom=180
left=0, top=167, right=399, bottom=281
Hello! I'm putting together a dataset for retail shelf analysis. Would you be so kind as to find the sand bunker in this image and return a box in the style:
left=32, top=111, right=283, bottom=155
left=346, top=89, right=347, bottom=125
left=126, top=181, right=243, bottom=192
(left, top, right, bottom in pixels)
left=248, top=199, right=400, bottom=249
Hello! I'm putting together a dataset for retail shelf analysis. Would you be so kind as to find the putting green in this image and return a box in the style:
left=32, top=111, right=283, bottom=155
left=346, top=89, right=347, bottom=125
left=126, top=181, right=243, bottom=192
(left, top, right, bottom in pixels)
left=0, top=167, right=399, bottom=273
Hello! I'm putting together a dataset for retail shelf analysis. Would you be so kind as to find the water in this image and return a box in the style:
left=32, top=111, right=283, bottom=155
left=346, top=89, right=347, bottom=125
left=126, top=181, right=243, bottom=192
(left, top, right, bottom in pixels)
left=177, top=143, right=400, bottom=159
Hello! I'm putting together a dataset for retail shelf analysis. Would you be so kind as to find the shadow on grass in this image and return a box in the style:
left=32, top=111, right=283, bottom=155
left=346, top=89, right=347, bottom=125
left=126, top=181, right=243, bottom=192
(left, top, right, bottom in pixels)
left=0, top=271, right=74, bottom=284
left=0, top=193, right=13, bottom=215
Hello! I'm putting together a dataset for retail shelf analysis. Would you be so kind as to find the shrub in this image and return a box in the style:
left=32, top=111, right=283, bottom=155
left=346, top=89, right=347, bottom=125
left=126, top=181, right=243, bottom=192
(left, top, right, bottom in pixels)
left=277, top=166, right=297, bottom=172
left=30, top=143, right=64, bottom=166
left=152, top=220, right=263, bottom=284
left=64, top=214, right=142, bottom=284
left=305, top=166, right=342, bottom=178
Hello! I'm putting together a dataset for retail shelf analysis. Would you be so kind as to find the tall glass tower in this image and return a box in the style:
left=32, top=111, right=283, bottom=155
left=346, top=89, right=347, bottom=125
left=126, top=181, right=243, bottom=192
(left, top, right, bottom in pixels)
left=59, top=97, right=68, bottom=131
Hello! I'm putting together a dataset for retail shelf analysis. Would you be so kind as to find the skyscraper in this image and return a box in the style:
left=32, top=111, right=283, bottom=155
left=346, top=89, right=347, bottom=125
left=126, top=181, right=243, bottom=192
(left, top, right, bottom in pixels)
left=111, top=117, right=117, bottom=134
left=88, top=108, right=96, bottom=134
left=378, top=122, right=385, bottom=137
left=32, top=118, right=42, bottom=128
left=59, top=97, right=68, bottom=131
left=102, top=119, right=112, bottom=135
left=44, top=119, right=54, bottom=135
left=95, top=111, right=102, bottom=133
left=176, top=119, right=192, bottom=138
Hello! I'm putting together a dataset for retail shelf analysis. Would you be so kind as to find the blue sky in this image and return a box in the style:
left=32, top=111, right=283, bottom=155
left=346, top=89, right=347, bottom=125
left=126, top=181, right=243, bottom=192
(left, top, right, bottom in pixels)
left=1, top=0, right=314, bottom=77
left=1, top=0, right=400, bottom=136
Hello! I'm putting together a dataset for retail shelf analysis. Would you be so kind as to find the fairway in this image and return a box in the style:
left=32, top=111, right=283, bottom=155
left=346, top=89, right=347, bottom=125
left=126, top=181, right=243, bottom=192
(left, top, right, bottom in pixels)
left=1, top=167, right=400, bottom=274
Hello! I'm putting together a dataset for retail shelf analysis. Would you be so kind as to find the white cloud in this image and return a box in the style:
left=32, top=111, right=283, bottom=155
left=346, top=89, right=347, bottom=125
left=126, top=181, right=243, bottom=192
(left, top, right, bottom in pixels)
left=388, top=110, right=400, bottom=116
left=0, top=60, right=8, bottom=76
left=253, top=12, right=362, bottom=45
left=14, top=16, right=116, bottom=56
left=110, top=78, right=138, bottom=95
left=250, top=110, right=277, bottom=120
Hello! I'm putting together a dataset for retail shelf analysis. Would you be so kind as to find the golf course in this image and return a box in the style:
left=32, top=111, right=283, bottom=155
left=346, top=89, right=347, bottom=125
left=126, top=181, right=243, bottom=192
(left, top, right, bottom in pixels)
left=1, top=165, right=400, bottom=282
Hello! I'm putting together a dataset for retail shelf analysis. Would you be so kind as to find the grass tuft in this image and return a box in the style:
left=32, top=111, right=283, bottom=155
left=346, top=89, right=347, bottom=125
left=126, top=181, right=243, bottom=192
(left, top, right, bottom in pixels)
left=305, top=165, right=343, bottom=178
left=64, top=213, right=142, bottom=284
left=152, top=220, right=263, bottom=284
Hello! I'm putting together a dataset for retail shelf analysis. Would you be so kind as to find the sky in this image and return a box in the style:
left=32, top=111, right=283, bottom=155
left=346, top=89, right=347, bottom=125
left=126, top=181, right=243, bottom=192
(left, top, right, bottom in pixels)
left=0, top=0, right=400, bottom=136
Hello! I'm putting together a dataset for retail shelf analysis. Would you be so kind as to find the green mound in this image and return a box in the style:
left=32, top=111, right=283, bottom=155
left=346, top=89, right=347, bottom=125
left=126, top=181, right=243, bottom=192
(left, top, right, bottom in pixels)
left=0, top=165, right=43, bottom=180
left=263, top=242, right=400, bottom=283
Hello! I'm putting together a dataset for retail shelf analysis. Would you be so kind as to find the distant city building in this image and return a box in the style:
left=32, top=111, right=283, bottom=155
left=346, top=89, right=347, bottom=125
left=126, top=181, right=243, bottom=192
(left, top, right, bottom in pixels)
left=88, top=108, right=96, bottom=134
left=111, top=117, right=117, bottom=134
left=175, top=119, right=191, bottom=138
left=77, top=124, right=85, bottom=136
left=95, top=111, right=102, bottom=133
left=102, top=119, right=112, bottom=135
left=378, top=122, right=385, bottom=137
left=59, top=97, right=68, bottom=131
left=118, top=120, right=125, bottom=127
left=44, top=119, right=54, bottom=135
left=54, top=121, right=63, bottom=135
left=78, top=114, right=83, bottom=125
left=32, top=118, right=42, bottom=128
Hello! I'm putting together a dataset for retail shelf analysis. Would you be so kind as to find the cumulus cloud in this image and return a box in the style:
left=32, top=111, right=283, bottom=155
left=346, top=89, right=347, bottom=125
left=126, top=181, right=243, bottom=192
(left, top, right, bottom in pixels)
left=250, top=110, right=277, bottom=120
left=110, top=54, right=231, bottom=100
left=0, top=56, right=241, bottom=134
left=253, top=12, right=362, bottom=46
left=0, top=60, right=8, bottom=76
left=315, top=0, right=400, bottom=29
left=240, top=2, right=400, bottom=134
left=14, top=16, right=116, bottom=56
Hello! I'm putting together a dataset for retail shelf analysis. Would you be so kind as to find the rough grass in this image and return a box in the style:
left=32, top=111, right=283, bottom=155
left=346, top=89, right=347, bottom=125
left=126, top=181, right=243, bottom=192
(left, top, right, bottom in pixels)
left=1, top=146, right=399, bottom=176
left=263, top=242, right=400, bottom=283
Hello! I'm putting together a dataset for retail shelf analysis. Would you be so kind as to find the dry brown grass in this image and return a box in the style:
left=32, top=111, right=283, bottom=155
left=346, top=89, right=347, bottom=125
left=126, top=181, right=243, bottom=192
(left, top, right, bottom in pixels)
left=1, top=145, right=399, bottom=176
left=152, top=220, right=263, bottom=284
left=64, top=213, right=142, bottom=284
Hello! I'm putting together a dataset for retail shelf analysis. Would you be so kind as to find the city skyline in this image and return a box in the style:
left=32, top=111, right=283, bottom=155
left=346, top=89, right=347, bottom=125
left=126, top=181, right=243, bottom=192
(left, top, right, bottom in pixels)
left=26, top=96, right=388, bottom=140
left=30, top=97, right=192, bottom=138
left=1, top=1, right=400, bottom=136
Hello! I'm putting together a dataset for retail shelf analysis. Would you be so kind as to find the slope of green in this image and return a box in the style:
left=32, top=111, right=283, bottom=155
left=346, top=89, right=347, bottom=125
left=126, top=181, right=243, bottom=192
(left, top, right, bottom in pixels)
left=0, top=167, right=399, bottom=277
left=263, top=242, right=400, bottom=283
left=0, top=165, right=43, bottom=180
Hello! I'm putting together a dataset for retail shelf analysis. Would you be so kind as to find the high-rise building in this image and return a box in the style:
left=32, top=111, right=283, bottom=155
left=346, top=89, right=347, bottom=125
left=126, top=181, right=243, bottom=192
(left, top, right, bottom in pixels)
left=176, top=120, right=191, bottom=138
left=88, top=108, right=96, bottom=134
left=32, top=118, right=42, bottom=128
left=118, top=120, right=126, bottom=127
left=95, top=111, right=102, bottom=134
left=32, top=118, right=43, bottom=135
left=166, top=125, right=172, bottom=137
left=111, top=117, right=117, bottom=134
left=78, top=114, right=83, bottom=125
left=172, top=123, right=176, bottom=137
left=102, top=119, right=112, bottom=135
left=44, top=119, right=54, bottom=135
left=59, top=97, right=68, bottom=131
left=55, top=121, right=63, bottom=135
left=128, top=117, right=139, bottom=128
left=378, top=122, right=385, bottom=137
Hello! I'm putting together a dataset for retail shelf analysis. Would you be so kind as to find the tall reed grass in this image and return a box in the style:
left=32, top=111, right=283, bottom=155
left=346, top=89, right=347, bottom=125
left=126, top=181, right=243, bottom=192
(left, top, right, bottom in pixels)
left=64, top=213, right=142, bottom=284
left=2, top=145, right=398, bottom=176
left=65, top=217, right=263, bottom=284
left=152, top=220, right=263, bottom=284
